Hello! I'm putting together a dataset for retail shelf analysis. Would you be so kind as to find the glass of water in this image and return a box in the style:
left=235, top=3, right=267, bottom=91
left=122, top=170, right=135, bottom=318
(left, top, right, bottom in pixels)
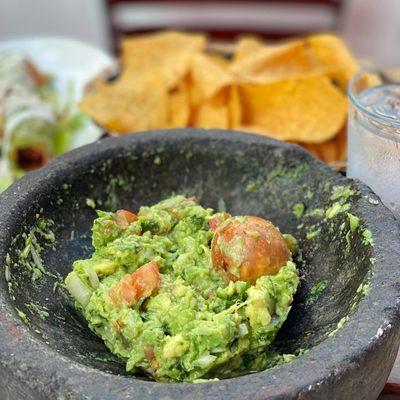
left=347, top=67, right=400, bottom=216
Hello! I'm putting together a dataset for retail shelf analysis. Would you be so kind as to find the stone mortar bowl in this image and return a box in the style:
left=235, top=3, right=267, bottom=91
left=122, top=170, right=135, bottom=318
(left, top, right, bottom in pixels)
left=0, top=129, right=399, bottom=400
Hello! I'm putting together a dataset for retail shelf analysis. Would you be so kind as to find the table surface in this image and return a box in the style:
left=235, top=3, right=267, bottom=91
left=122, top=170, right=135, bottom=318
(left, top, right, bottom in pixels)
left=380, top=350, right=400, bottom=398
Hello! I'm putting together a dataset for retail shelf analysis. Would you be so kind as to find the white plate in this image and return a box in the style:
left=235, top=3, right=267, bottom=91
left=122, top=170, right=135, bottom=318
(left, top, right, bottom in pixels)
left=0, top=37, right=115, bottom=148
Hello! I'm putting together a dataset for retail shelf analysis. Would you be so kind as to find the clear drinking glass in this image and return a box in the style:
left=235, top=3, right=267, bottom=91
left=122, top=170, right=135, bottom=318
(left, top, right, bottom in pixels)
left=347, top=67, right=400, bottom=216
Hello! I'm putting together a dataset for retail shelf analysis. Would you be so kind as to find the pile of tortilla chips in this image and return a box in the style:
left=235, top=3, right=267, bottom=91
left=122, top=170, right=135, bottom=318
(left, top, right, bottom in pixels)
left=80, top=31, right=359, bottom=164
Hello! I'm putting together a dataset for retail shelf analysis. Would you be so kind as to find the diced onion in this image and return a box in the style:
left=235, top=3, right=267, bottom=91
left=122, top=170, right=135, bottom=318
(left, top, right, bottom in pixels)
left=65, top=275, right=92, bottom=307
left=30, top=245, right=44, bottom=272
left=210, top=347, right=224, bottom=354
left=84, top=264, right=99, bottom=289
left=197, top=354, right=217, bottom=368
left=238, top=323, right=249, bottom=336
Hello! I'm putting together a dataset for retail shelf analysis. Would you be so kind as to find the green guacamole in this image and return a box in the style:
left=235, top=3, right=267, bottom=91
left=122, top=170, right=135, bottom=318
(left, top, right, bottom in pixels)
left=65, top=196, right=299, bottom=382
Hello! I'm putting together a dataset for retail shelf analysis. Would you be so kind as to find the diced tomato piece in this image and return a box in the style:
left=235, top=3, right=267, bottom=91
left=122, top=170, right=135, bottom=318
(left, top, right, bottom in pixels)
left=114, top=209, right=138, bottom=228
left=109, top=261, right=160, bottom=307
left=208, top=217, right=220, bottom=232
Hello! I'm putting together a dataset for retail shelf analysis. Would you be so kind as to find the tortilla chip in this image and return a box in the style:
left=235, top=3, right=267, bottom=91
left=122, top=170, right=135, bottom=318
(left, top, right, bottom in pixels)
left=238, top=75, right=347, bottom=143
left=316, top=139, right=338, bottom=163
left=231, top=39, right=320, bottom=83
left=121, top=31, right=206, bottom=89
left=81, top=29, right=355, bottom=156
left=192, top=89, right=229, bottom=129
left=168, top=80, right=190, bottom=128
left=352, top=71, right=382, bottom=95
left=307, top=34, right=359, bottom=91
left=187, top=78, right=202, bottom=109
left=189, top=53, right=233, bottom=101
left=228, top=85, right=242, bottom=127
left=234, top=124, right=271, bottom=136
left=233, top=37, right=265, bottom=63
left=80, top=74, right=168, bottom=134
left=301, top=143, right=322, bottom=159
left=207, top=53, right=230, bottom=68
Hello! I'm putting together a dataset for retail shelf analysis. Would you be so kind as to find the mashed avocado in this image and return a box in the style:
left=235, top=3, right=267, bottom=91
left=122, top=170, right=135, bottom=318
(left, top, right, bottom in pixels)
left=65, top=196, right=299, bottom=382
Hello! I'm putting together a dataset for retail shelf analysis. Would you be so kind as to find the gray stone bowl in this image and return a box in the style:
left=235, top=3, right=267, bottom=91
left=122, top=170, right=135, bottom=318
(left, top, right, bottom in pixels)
left=0, top=129, right=399, bottom=400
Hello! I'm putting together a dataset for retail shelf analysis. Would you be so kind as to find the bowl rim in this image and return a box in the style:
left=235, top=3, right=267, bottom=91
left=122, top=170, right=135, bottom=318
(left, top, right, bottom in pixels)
left=0, top=128, right=400, bottom=399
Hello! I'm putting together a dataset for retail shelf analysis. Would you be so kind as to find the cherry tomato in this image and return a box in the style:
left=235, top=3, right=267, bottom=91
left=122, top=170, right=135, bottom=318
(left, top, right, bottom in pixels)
left=109, top=261, right=160, bottom=307
left=211, top=216, right=291, bottom=283
left=114, top=209, right=138, bottom=228
left=208, top=212, right=231, bottom=232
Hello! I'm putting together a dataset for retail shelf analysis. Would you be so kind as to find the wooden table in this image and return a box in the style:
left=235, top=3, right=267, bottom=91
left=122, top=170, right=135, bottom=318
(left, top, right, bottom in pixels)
left=379, top=350, right=400, bottom=398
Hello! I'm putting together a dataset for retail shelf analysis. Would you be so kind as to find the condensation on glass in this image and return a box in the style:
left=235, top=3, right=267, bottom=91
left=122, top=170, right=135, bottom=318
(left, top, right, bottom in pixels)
left=347, top=67, right=400, bottom=216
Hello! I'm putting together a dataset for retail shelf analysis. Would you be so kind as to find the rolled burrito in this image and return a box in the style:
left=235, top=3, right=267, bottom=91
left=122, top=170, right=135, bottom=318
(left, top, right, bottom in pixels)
left=0, top=53, right=56, bottom=171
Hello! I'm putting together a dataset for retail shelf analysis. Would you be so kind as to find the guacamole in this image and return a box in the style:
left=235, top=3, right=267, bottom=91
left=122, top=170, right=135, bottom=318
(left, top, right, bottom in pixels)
left=65, top=196, right=299, bottom=381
